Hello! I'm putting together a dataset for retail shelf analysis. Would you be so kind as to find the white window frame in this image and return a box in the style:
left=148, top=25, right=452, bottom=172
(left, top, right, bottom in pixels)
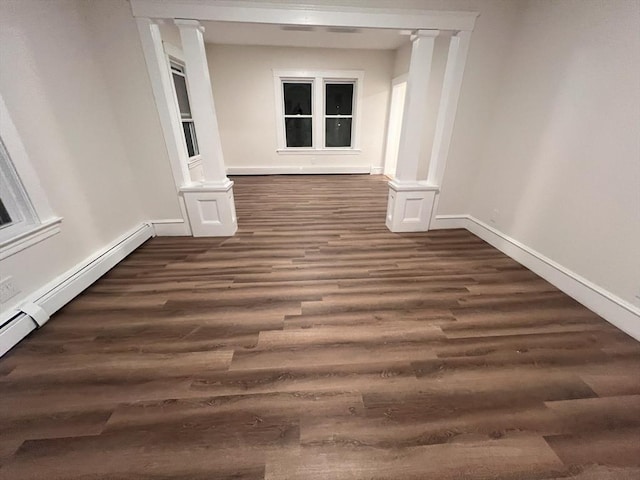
left=273, top=69, right=364, bottom=155
left=164, top=42, right=202, bottom=170
left=0, top=94, right=62, bottom=260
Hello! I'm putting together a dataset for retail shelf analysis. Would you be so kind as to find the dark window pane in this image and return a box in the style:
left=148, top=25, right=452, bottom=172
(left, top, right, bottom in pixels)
left=283, top=83, right=312, bottom=115
left=285, top=118, right=312, bottom=147
left=172, top=72, right=192, bottom=118
left=325, top=118, right=352, bottom=147
left=182, top=121, right=198, bottom=157
left=190, top=123, right=199, bottom=156
left=0, top=198, right=12, bottom=226
left=326, top=83, right=353, bottom=115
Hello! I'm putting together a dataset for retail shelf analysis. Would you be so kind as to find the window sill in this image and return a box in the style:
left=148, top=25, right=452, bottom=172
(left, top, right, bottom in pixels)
left=187, top=155, right=202, bottom=169
left=0, top=217, right=63, bottom=261
left=276, top=148, right=362, bottom=155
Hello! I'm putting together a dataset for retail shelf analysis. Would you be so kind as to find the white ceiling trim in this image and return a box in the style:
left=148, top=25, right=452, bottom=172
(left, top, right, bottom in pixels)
left=130, top=1, right=479, bottom=32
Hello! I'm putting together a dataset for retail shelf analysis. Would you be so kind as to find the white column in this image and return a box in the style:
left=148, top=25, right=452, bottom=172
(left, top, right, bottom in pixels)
left=176, top=20, right=226, bottom=183
left=386, top=30, right=439, bottom=233
left=175, top=20, right=237, bottom=236
left=427, top=31, right=472, bottom=228
left=135, top=18, right=192, bottom=235
left=136, top=19, right=191, bottom=187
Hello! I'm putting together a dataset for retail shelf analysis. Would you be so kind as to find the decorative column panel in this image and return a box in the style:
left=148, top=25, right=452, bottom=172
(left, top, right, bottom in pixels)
left=426, top=31, right=472, bottom=228
left=386, top=30, right=439, bottom=233
left=176, top=20, right=237, bottom=236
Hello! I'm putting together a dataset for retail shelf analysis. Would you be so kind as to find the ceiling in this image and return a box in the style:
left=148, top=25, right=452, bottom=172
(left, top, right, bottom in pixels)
left=201, top=21, right=410, bottom=50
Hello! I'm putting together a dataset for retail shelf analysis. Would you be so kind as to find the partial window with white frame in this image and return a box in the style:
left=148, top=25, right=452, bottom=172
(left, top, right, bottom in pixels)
left=169, top=61, right=199, bottom=159
left=0, top=94, right=61, bottom=260
left=274, top=70, right=363, bottom=153
left=0, top=139, right=38, bottom=243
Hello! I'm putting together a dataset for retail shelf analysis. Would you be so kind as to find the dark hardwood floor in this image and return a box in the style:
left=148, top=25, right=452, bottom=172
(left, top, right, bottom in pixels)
left=1, top=174, right=639, bottom=479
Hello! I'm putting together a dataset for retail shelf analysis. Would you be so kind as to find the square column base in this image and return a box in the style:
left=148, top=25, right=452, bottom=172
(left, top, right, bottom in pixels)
left=386, top=180, right=438, bottom=233
left=181, top=180, right=238, bottom=237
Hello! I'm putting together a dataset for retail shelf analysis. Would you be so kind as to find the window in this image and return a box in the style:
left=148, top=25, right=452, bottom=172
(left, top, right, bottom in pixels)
left=283, top=82, right=313, bottom=147
left=325, top=82, right=354, bottom=148
left=274, top=70, right=363, bottom=153
left=0, top=139, right=38, bottom=244
left=0, top=94, right=61, bottom=260
left=170, top=62, right=199, bottom=159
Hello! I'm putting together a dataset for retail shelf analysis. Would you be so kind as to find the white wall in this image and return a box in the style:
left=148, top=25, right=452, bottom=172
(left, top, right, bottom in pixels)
left=465, top=0, right=640, bottom=309
left=81, top=0, right=182, bottom=220
left=206, top=44, right=394, bottom=171
left=0, top=0, right=177, bottom=315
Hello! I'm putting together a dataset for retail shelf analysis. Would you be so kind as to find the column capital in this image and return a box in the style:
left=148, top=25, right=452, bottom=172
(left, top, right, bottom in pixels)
left=411, top=29, right=440, bottom=42
left=174, top=19, right=204, bottom=32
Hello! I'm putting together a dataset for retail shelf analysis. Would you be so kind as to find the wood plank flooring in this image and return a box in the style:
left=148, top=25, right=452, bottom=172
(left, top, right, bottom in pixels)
left=1, top=174, right=639, bottom=479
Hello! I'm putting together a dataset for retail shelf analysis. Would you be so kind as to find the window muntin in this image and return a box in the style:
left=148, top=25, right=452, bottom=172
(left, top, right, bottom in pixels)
left=170, top=62, right=199, bottom=159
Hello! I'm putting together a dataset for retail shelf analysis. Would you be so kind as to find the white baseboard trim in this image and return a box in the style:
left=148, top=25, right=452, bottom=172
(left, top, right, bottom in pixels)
left=150, top=219, right=191, bottom=236
left=432, top=214, right=640, bottom=341
left=430, top=214, right=469, bottom=230
left=369, top=166, right=384, bottom=175
left=226, top=166, right=371, bottom=175
left=0, top=223, right=154, bottom=357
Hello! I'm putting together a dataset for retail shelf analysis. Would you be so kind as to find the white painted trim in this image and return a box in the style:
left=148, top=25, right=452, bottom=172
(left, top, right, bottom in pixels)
left=150, top=219, right=191, bottom=236
left=188, top=155, right=202, bottom=169
left=163, top=41, right=184, bottom=62
left=430, top=214, right=640, bottom=341
left=226, top=166, right=371, bottom=175
left=276, top=149, right=362, bottom=155
left=0, top=223, right=154, bottom=356
left=0, top=217, right=63, bottom=261
left=388, top=179, right=438, bottom=192
left=369, top=166, right=384, bottom=175
left=429, top=214, right=468, bottom=230
left=180, top=178, right=233, bottom=192
left=130, top=1, right=479, bottom=32
left=0, top=314, right=37, bottom=357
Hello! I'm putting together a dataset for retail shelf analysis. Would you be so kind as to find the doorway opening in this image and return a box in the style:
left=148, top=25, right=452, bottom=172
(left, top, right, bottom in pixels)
left=384, top=76, right=407, bottom=178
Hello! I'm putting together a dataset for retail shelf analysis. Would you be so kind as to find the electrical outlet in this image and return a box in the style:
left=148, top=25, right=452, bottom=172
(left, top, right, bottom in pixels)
left=0, top=276, right=19, bottom=304
left=490, top=208, right=500, bottom=225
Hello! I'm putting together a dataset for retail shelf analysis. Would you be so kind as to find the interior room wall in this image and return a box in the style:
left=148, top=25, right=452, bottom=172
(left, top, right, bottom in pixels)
left=80, top=0, right=182, bottom=220
left=467, top=0, right=640, bottom=309
left=206, top=44, right=394, bottom=171
left=0, top=0, right=169, bottom=313
left=392, top=42, right=411, bottom=79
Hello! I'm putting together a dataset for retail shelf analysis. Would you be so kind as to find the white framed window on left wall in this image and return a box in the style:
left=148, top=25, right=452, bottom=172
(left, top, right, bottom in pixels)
left=170, top=61, right=199, bottom=159
left=0, top=94, right=62, bottom=260
left=0, top=140, right=38, bottom=243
